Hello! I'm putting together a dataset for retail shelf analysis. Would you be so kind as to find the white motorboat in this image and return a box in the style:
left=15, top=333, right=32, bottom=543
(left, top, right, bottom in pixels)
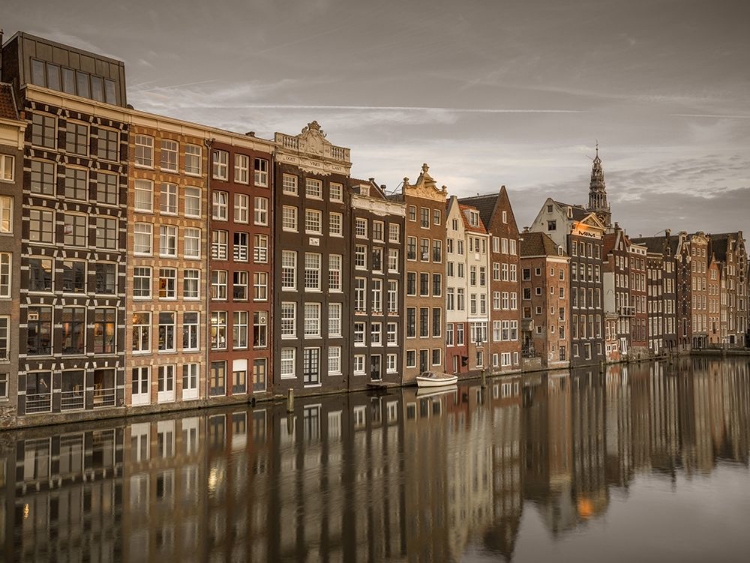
left=416, top=371, right=458, bottom=388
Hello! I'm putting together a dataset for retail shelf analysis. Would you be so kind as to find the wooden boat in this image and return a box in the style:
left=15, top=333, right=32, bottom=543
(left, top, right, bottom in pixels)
left=416, top=371, right=458, bottom=388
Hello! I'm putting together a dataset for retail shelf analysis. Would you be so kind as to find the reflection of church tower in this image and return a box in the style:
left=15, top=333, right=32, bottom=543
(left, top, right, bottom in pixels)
left=587, top=144, right=611, bottom=228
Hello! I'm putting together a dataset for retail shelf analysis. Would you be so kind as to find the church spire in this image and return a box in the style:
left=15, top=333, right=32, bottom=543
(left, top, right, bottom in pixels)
left=587, top=142, right=611, bottom=228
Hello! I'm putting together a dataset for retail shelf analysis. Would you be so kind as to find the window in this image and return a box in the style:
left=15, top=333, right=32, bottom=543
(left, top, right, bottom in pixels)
left=419, top=308, right=429, bottom=338
left=329, top=303, right=342, bottom=337
left=60, top=307, right=85, bottom=354
left=160, top=139, right=178, bottom=171
left=419, top=273, right=429, bottom=297
left=305, top=209, right=322, bottom=234
left=371, top=322, right=382, bottom=346
left=389, top=223, right=400, bottom=243
left=211, top=270, right=228, bottom=300
left=183, top=313, right=199, bottom=351
left=234, top=154, right=249, bottom=183
left=420, top=239, right=430, bottom=261
left=211, top=230, right=228, bottom=260
left=159, top=226, right=177, bottom=257
left=433, top=240, right=442, bottom=262
left=182, top=187, right=201, bottom=218
left=304, top=303, right=321, bottom=337
left=282, top=206, right=298, bottom=231
left=28, top=257, right=53, bottom=292
left=62, top=260, right=86, bottom=293
left=353, top=355, right=366, bottom=375
left=329, top=347, right=342, bottom=374
left=304, top=253, right=321, bottom=290
left=209, top=362, right=226, bottom=396
left=254, top=197, right=269, bottom=226
left=407, top=237, right=417, bottom=260
left=213, top=191, right=228, bottom=220
left=253, top=234, right=268, bottom=263
left=354, top=278, right=366, bottom=312
left=132, top=312, right=151, bottom=353
left=253, top=312, right=268, bottom=348
left=420, top=208, right=430, bottom=228
left=329, top=255, right=342, bottom=291
left=233, top=311, right=249, bottom=349
left=64, top=214, right=87, bottom=247
left=94, top=217, right=117, bottom=250
left=306, top=178, right=322, bottom=198
left=253, top=272, right=268, bottom=300
left=330, top=182, right=343, bottom=202
left=233, top=232, right=249, bottom=261
left=355, top=245, right=367, bottom=269
left=95, top=263, right=117, bottom=294
left=354, top=322, right=366, bottom=345
left=184, top=228, right=201, bottom=259
left=0, top=255, right=10, bottom=298
left=406, top=308, right=416, bottom=338
left=280, top=349, right=296, bottom=378
left=388, top=281, right=398, bottom=313
left=31, top=113, right=56, bottom=149
left=160, top=182, right=178, bottom=214
left=329, top=212, right=343, bottom=236
left=64, top=167, right=88, bottom=200
left=232, top=193, right=249, bottom=223
left=135, top=135, right=154, bottom=167
left=30, top=160, right=55, bottom=195
left=372, top=247, right=384, bottom=272
left=185, top=144, right=202, bottom=175
left=432, top=348, right=441, bottom=366
left=372, top=279, right=383, bottom=312
left=254, top=158, right=269, bottom=186
left=159, top=268, right=177, bottom=299
left=96, top=172, right=118, bottom=206
left=0, top=316, right=8, bottom=361
left=281, top=251, right=297, bottom=290
left=158, top=312, right=176, bottom=352
left=211, top=312, right=227, bottom=349
left=233, top=271, right=249, bottom=300
left=213, top=150, right=228, bottom=179
left=183, top=270, right=200, bottom=299
left=281, top=303, right=296, bottom=338
left=283, top=174, right=298, bottom=195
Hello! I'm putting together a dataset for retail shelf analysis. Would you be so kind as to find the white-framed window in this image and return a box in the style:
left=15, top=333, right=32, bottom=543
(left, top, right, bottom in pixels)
left=387, top=322, right=398, bottom=345
left=329, top=212, right=342, bottom=236
left=211, top=230, right=228, bottom=260
left=355, top=245, right=367, bottom=269
left=234, top=193, right=249, bottom=223
left=253, top=271, right=268, bottom=301
left=283, top=174, right=298, bottom=195
left=388, top=249, right=399, bottom=273
left=354, top=278, right=366, bottom=312
left=160, top=182, right=178, bottom=215
left=133, top=179, right=153, bottom=212
left=304, top=253, right=321, bottom=291
left=305, top=209, right=322, bottom=234
left=158, top=312, right=176, bottom=352
left=135, top=135, right=154, bottom=167
left=371, top=322, right=382, bottom=346
left=328, top=347, right=342, bottom=374
left=254, top=158, right=269, bottom=186
left=211, top=270, right=228, bottom=300
left=387, top=281, right=398, bottom=313
left=183, top=312, right=199, bottom=352
left=160, top=139, right=178, bottom=171
left=30, top=159, right=55, bottom=195
left=133, top=266, right=152, bottom=299
left=329, top=254, right=342, bottom=291
left=184, top=144, right=202, bottom=176
left=353, top=355, right=366, bottom=375
left=406, top=350, right=416, bottom=368
left=0, top=155, right=15, bottom=182
left=371, top=279, right=383, bottom=313
left=0, top=254, right=10, bottom=298
left=281, top=251, right=297, bottom=290
left=132, top=312, right=151, bottom=353
left=212, top=191, right=228, bottom=220
left=282, top=206, right=298, bottom=231
left=281, top=303, right=296, bottom=338
left=184, top=187, right=201, bottom=217
left=306, top=178, right=322, bottom=198
left=212, top=150, right=228, bottom=180
left=134, top=223, right=153, bottom=255
left=254, top=197, right=269, bottom=226
left=233, top=311, right=249, bottom=349
left=159, top=226, right=177, bottom=257
left=0, top=196, right=12, bottom=235
left=388, top=223, right=400, bottom=243
left=184, top=228, right=201, bottom=259
left=387, top=354, right=398, bottom=373
left=355, top=218, right=368, bottom=238
left=234, top=154, right=250, bottom=183
left=372, top=221, right=384, bottom=242
left=329, top=303, right=342, bottom=337
left=211, top=311, right=227, bottom=349
left=330, top=182, right=343, bottom=202
left=304, top=303, right=321, bottom=337
left=253, top=234, right=268, bottom=263
left=280, top=348, right=296, bottom=378
left=158, top=268, right=177, bottom=299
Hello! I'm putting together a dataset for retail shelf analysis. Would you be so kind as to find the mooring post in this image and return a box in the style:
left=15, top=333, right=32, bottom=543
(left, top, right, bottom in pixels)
left=481, top=369, right=487, bottom=388
left=287, top=388, right=294, bottom=413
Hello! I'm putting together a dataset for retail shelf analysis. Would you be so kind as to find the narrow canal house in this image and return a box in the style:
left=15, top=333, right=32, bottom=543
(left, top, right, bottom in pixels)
left=687, top=232, right=709, bottom=349
left=707, top=232, right=747, bottom=347
left=1, top=32, right=129, bottom=422
left=349, top=178, right=406, bottom=389
left=530, top=199, right=606, bottom=367
left=273, top=122, right=351, bottom=395
left=208, top=134, right=275, bottom=400
left=0, top=83, right=25, bottom=424
left=459, top=187, right=522, bottom=374
left=518, top=230, right=571, bottom=369
left=445, top=196, right=470, bottom=376
left=393, top=164, right=447, bottom=381
left=127, top=113, right=210, bottom=410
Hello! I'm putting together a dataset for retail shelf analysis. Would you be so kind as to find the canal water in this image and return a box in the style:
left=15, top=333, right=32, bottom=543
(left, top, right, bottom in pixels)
left=1, top=357, right=749, bottom=562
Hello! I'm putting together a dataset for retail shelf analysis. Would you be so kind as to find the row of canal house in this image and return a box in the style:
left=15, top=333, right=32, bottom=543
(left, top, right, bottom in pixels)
left=1, top=30, right=748, bottom=428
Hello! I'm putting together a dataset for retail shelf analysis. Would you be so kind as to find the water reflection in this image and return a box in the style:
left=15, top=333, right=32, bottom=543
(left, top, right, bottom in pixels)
left=1, top=358, right=749, bottom=562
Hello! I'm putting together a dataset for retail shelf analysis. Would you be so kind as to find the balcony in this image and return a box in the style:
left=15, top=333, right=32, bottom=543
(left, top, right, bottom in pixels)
left=26, top=393, right=52, bottom=414
left=212, top=245, right=228, bottom=260
left=93, top=386, right=116, bottom=408
left=233, top=245, right=248, bottom=262
left=61, top=390, right=85, bottom=411
left=619, top=306, right=636, bottom=317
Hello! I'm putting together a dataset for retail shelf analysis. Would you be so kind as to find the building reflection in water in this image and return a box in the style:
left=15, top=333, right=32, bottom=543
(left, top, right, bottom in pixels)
left=1, top=358, right=749, bottom=562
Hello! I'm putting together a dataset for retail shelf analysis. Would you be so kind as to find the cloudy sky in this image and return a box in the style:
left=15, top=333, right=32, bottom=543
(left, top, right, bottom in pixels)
left=5, top=0, right=749, bottom=236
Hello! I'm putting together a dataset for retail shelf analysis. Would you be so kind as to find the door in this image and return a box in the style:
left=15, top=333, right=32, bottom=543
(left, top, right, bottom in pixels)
left=419, top=349, right=429, bottom=373
left=303, top=348, right=320, bottom=385
left=132, top=367, right=150, bottom=406
left=253, top=359, right=267, bottom=392
left=370, top=355, right=382, bottom=381
left=157, top=365, right=175, bottom=403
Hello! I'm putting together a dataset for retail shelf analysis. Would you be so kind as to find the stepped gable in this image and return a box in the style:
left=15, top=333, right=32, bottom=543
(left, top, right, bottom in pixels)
left=0, top=83, right=18, bottom=120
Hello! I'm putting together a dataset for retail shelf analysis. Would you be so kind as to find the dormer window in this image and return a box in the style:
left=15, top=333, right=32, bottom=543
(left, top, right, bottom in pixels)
left=359, top=184, right=369, bottom=197
left=470, top=212, right=479, bottom=227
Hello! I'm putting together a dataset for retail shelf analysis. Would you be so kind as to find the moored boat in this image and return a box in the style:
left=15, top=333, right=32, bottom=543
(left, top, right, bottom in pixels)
left=416, top=371, right=458, bottom=388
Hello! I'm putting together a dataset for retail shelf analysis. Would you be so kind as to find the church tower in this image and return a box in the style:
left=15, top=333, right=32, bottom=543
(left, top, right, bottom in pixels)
left=587, top=143, right=611, bottom=228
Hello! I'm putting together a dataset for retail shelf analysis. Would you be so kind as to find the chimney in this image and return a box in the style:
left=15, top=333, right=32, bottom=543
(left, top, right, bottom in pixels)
left=665, top=229, right=671, bottom=237
left=245, top=131, right=255, bottom=137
